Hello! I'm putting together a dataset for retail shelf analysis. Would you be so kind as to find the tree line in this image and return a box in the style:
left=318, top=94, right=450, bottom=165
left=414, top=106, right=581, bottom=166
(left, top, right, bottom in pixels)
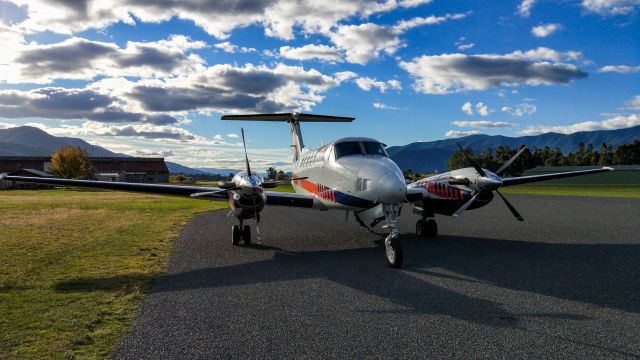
left=447, top=140, right=640, bottom=177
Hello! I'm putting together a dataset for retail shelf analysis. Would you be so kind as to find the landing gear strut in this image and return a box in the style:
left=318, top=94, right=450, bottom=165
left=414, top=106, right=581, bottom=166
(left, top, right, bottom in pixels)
left=231, top=220, right=252, bottom=246
left=383, top=204, right=403, bottom=268
left=416, top=218, right=437, bottom=239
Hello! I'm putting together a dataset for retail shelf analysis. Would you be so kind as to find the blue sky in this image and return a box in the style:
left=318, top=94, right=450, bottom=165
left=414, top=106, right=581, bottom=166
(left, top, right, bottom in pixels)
left=0, top=0, right=639, bottom=170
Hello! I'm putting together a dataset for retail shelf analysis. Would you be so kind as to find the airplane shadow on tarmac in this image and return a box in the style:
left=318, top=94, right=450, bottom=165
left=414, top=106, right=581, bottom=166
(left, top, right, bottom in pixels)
left=55, top=234, right=639, bottom=328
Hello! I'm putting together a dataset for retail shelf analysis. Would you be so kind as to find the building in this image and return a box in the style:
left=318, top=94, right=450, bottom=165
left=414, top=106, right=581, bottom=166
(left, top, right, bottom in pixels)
left=0, top=157, right=169, bottom=188
left=523, top=165, right=640, bottom=185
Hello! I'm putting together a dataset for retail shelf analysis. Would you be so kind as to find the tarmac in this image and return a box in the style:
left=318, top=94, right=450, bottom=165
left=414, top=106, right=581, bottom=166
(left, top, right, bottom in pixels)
left=113, top=195, right=640, bottom=359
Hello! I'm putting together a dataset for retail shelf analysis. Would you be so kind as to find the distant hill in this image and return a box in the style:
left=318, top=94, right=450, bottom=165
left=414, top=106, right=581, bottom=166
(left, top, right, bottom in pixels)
left=165, top=162, right=211, bottom=175
left=388, top=125, right=640, bottom=173
left=0, top=126, right=126, bottom=157
left=195, top=167, right=242, bottom=175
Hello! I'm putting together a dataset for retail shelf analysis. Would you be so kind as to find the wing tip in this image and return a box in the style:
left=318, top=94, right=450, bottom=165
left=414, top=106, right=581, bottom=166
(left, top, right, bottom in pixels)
left=602, top=166, right=614, bottom=171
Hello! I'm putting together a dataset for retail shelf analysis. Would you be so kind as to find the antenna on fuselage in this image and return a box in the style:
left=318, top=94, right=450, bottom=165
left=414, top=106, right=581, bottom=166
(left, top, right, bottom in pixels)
left=241, top=128, right=251, bottom=175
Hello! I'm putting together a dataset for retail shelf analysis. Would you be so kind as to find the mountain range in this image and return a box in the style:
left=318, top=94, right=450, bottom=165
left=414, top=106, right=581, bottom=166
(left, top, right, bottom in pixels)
left=0, top=126, right=126, bottom=157
left=387, top=125, right=640, bottom=173
left=1, top=125, right=638, bottom=174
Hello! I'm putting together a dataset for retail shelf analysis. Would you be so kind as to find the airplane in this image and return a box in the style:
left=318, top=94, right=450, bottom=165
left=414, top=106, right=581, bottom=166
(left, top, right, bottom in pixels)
left=0, top=113, right=612, bottom=268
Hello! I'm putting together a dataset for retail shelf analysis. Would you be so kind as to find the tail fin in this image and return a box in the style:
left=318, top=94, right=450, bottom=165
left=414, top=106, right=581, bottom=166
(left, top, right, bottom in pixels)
left=221, top=112, right=355, bottom=161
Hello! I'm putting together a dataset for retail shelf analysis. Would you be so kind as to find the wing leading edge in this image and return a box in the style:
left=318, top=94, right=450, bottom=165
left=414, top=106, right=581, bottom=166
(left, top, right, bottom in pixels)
left=0, top=175, right=228, bottom=199
left=1, top=175, right=320, bottom=207
left=501, top=167, right=613, bottom=187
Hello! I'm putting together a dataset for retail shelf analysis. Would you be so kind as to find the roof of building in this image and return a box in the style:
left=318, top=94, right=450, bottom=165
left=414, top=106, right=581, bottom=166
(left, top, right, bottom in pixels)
left=0, top=156, right=168, bottom=173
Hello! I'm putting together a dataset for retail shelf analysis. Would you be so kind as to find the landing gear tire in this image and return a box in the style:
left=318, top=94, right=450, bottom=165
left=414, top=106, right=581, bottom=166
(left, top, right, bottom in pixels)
left=232, top=225, right=241, bottom=246
left=425, top=219, right=437, bottom=239
left=385, top=238, right=404, bottom=268
left=416, top=219, right=426, bottom=238
left=243, top=225, right=251, bottom=245
left=416, top=218, right=438, bottom=239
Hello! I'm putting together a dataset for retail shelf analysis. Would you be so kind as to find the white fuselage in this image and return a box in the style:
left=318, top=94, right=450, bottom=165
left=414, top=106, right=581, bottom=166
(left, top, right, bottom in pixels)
left=291, top=137, right=406, bottom=211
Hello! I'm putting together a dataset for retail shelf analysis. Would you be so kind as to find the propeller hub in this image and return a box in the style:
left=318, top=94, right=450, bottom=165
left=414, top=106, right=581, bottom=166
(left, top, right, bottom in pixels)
left=477, top=172, right=503, bottom=191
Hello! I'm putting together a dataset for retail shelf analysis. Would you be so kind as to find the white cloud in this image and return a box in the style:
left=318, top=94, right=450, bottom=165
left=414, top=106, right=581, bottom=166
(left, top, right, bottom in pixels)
left=329, top=23, right=402, bottom=65
left=502, top=103, right=537, bottom=116
left=1, top=34, right=206, bottom=84
left=226, top=133, right=240, bottom=138
left=214, top=42, right=256, bottom=53
left=279, top=44, right=343, bottom=62
left=373, top=102, right=398, bottom=110
left=355, top=77, right=401, bottom=92
left=518, top=0, right=537, bottom=17
left=0, top=63, right=353, bottom=124
left=445, top=130, right=482, bottom=138
left=394, top=12, right=470, bottom=32
left=476, top=102, right=490, bottom=116
left=598, top=65, right=640, bottom=73
left=532, top=23, right=562, bottom=38
left=6, top=0, right=434, bottom=40
left=625, top=95, right=640, bottom=110
left=461, top=101, right=474, bottom=115
left=520, top=114, right=640, bottom=135
left=452, top=120, right=514, bottom=128
left=581, top=0, right=640, bottom=15
left=327, top=12, right=468, bottom=65
left=399, top=47, right=587, bottom=94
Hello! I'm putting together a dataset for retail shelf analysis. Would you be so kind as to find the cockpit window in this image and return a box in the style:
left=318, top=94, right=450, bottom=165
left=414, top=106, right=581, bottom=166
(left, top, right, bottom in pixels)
left=363, top=141, right=388, bottom=157
left=334, top=142, right=363, bottom=159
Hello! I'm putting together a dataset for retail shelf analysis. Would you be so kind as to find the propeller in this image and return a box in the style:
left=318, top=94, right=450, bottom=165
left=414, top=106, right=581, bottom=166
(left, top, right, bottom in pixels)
left=241, top=128, right=251, bottom=175
left=452, top=144, right=527, bottom=221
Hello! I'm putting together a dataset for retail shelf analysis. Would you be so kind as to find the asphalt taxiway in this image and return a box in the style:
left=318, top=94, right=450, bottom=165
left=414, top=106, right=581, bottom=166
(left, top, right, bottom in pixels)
left=113, top=195, right=640, bottom=359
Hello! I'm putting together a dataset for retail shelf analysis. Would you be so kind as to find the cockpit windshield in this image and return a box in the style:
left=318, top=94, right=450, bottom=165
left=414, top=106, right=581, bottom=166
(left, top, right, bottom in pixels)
left=334, top=142, right=363, bottom=159
left=363, top=141, right=388, bottom=156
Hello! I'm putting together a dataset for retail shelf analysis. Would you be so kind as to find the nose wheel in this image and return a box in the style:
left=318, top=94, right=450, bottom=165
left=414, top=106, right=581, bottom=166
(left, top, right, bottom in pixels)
left=416, top=218, right=437, bottom=239
left=231, top=222, right=252, bottom=246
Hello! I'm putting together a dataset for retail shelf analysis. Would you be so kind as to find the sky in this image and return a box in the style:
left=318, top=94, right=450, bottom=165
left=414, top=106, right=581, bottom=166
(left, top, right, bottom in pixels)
left=0, top=0, right=639, bottom=170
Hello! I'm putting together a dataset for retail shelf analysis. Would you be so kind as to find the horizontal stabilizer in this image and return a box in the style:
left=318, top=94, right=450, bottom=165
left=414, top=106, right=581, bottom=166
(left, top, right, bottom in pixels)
left=221, top=113, right=354, bottom=122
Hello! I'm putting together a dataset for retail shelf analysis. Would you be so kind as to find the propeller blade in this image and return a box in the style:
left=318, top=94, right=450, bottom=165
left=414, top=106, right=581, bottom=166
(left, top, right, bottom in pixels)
left=241, top=128, right=251, bottom=175
left=495, top=146, right=527, bottom=175
left=190, top=189, right=230, bottom=198
left=218, top=180, right=237, bottom=189
left=452, top=191, right=480, bottom=219
left=456, top=143, right=486, bottom=177
left=495, top=189, right=524, bottom=221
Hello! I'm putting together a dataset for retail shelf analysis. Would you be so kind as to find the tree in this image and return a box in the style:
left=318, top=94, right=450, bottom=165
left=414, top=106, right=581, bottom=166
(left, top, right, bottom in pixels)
left=266, top=167, right=277, bottom=180
left=49, top=146, right=92, bottom=179
left=276, top=170, right=286, bottom=181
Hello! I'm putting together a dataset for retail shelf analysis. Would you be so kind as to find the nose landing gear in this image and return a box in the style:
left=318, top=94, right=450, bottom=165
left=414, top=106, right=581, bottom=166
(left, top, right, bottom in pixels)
left=383, top=204, right=403, bottom=268
left=231, top=220, right=252, bottom=246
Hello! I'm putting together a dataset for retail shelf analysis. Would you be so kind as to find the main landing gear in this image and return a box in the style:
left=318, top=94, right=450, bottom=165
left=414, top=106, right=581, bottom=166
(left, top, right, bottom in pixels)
left=231, top=220, right=252, bottom=246
left=416, top=218, right=438, bottom=239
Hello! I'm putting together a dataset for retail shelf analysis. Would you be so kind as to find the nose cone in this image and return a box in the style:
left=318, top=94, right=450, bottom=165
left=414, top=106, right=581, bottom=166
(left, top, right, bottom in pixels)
left=377, top=171, right=407, bottom=204
left=477, top=172, right=503, bottom=191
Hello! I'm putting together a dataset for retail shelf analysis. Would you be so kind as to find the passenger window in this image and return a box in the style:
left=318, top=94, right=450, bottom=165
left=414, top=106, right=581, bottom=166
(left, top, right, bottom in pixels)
left=363, top=141, right=388, bottom=157
left=334, top=142, right=363, bottom=159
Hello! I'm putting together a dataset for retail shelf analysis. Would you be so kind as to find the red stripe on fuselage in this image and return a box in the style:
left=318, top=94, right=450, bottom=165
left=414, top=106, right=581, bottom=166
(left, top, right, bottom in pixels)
left=296, top=178, right=335, bottom=203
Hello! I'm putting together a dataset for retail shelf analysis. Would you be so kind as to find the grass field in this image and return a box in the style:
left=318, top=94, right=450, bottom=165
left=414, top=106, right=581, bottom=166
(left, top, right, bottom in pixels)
left=0, top=189, right=223, bottom=359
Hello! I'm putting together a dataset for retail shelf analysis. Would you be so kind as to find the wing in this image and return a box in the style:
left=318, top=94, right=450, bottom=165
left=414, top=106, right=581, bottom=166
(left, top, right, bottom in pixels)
left=1, top=175, right=228, bottom=200
left=264, top=191, right=329, bottom=209
left=405, top=187, right=427, bottom=203
left=501, top=167, right=613, bottom=187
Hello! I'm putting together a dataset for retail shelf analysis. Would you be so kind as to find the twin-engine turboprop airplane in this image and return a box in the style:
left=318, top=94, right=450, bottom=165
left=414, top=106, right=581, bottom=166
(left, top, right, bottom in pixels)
left=1, top=113, right=612, bottom=268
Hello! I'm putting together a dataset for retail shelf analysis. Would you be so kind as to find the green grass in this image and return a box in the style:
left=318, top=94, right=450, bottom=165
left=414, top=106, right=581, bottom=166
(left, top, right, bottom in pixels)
left=501, top=184, right=640, bottom=198
left=0, top=189, right=224, bottom=359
